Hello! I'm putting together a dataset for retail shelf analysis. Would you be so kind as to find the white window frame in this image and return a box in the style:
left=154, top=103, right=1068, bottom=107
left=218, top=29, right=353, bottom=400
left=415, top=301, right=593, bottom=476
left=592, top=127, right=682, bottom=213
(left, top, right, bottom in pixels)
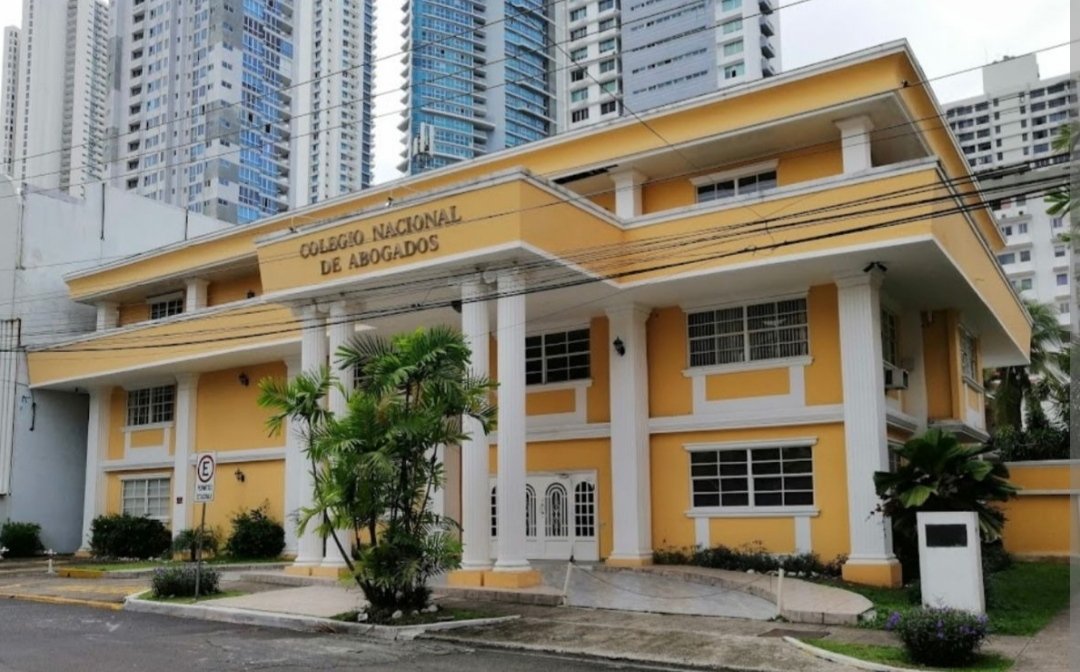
left=126, top=385, right=175, bottom=427
left=147, top=290, right=184, bottom=320
left=691, top=160, right=778, bottom=203
left=526, top=327, right=591, bottom=386
left=685, top=439, right=817, bottom=517
left=685, top=294, right=809, bottom=369
left=120, top=474, right=171, bottom=522
left=959, top=328, right=978, bottom=385
left=881, top=308, right=900, bottom=367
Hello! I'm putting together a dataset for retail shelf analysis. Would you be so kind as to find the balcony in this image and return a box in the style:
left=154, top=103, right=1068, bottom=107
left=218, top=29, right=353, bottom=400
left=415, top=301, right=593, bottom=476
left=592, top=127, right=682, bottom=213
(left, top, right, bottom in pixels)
left=761, top=38, right=775, bottom=59
left=760, top=15, right=775, bottom=36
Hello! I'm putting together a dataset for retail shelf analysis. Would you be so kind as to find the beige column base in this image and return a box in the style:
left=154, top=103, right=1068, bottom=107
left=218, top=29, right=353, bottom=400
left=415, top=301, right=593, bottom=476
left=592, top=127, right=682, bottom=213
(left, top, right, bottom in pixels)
left=842, top=558, right=903, bottom=587
left=605, top=554, right=654, bottom=568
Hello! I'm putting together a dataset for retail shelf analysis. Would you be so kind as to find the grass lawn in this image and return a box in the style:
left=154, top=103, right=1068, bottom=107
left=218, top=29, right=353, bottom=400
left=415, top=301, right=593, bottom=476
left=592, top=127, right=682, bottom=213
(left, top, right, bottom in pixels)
left=331, top=606, right=492, bottom=626
left=803, top=639, right=1013, bottom=671
left=144, top=590, right=246, bottom=604
left=831, top=561, right=1069, bottom=636
left=79, top=557, right=285, bottom=572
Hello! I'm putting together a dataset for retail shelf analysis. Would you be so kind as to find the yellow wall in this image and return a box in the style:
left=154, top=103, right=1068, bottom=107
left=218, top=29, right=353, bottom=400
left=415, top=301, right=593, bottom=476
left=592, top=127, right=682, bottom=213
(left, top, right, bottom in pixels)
left=805, top=284, right=843, bottom=406
left=999, top=463, right=1076, bottom=557
left=185, top=459, right=286, bottom=537
left=923, top=310, right=956, bottom=421
left=649, top=423, right=849, bottom=561
left=705, top=368, right=788, bottom=401
left=196, top=362, right=288, bottom=452
left=108, top=387, right=126, bottom=460
left=207, top=273, right=263, bottom=306
left=647, top=307, right=692, bottom=417
left=489, top=439, right=614, bottom=558
left=586, top=316, right=611, bottom=423
left=526, top=389, right=575, bottom=415
left=118, top=303, right=149, bottom=327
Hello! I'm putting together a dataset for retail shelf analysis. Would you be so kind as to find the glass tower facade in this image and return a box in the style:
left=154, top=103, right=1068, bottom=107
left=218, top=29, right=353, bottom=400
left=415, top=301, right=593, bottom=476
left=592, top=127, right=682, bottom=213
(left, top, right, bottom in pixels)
left=400, top=0, right=555, bottom=174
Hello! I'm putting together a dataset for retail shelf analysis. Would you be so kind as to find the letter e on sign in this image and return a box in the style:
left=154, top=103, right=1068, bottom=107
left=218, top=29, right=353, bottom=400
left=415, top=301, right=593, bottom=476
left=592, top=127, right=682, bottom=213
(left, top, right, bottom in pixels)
left=194, top=453, right=216, bottom=503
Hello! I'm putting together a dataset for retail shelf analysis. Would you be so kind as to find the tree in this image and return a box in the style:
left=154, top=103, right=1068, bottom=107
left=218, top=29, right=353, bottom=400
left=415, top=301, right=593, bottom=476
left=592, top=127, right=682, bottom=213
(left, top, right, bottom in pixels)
left=874, top=430, right=1017, bottom=576
left=262, top=326, right=496, bottom=618
left=1044, top=121, right=1077, bottom=219
left=984, top=299, right=1068, bottom=431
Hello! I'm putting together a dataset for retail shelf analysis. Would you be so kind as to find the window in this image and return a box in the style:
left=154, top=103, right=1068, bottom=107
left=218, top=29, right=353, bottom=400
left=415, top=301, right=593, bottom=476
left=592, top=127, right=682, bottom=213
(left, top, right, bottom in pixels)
left=881, top=309, right=899, bottom=367
left=525, top=329, right=591, bottom=385
left=570, top=68, right=586, bottom=82
left=571, top=87, right=588, bottom=103
left=127, top=385, right=175, bottom=426
left=722, top=39, right=743, bottom=57
left=570, top=47, right=588, bottom=62
left=722, top=18, right=742, bottom=33
left=570, top=7, right=587, bottom=21
left=690, top=444, right=814, bottom=509
left=1058, top=302, right=1070, bottom=315
left=1018, top=222, right=1029, bottom=234
left=575, top=482, right=596, bottom=538
left=1001, top=225, right=1013, bottom=237
left=598, top=0, right=614, bottom=10
left=599, top=38, right=616, bottom=53
left=997, top=253, right=1015, bottom=265
left=1052, top=217, right=1064, bottom=230
left=695, top=168, right=776, bottom=203
left=723, top=61, right=745, bottom=79
left=960, top=329, right=978, bottom=382
left=570, top=26, right=587, bottom=40
left=121, top=477, right=171, bottom=519
left=1019, top=250, right=1031, bottom=262
left=149, top=292, right=184, bottom=320
left=600, top=80, right=618, bottom=94
left=599, top=18, right=616, bottom=31
left=599, top=58, right=616, bottom=74
left=720, top=0, right=741, bottom=10
left=1056, top=273, right=1068, bottom=286
left=601, top=100, right=618, bottom=115
left=1055, top=246, right=1067, bottom=258
left=571, top=108, right=590, bottom=123
left=687, top=297, right=808, bottom=367
left=1016, top=277, right=1033, bottom=291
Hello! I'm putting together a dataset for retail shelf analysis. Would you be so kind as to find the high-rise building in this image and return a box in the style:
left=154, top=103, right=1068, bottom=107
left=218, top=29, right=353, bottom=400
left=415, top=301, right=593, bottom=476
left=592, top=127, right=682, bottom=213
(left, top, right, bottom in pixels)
left=1, top=26, right=19, bottom=177
left=400, top=0, right=781, bottom=174
left=399, top=0, right=558, bottom=174
left=943, top=55, right=1077, bottom=326
left=5, top=0, right=109, bottom=197
left=292, top=0, right=376, bottom=206
left=106, top=0, right=294, bottom=225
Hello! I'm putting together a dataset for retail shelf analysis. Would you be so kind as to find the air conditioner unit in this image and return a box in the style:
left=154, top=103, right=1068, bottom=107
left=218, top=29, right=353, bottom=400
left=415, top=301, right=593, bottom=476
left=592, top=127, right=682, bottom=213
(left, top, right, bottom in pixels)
left=884, top=363, right=910, bottom=391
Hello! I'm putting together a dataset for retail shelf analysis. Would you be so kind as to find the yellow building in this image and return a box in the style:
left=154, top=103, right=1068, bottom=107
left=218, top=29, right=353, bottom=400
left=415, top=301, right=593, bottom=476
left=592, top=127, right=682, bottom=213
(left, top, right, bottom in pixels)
left=28, top=42, right=1034, bottom=588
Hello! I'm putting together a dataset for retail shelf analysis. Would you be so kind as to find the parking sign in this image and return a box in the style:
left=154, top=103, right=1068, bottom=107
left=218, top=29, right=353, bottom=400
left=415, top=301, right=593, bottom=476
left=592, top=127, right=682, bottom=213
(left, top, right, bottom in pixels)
left=194, top=453, right=216, bottom=503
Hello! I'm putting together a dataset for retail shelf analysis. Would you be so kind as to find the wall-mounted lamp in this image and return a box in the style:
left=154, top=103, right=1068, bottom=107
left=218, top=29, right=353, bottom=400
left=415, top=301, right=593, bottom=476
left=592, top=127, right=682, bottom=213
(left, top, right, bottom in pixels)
left=234, top=468, right=246, bottom=483
left=612, top=337, right=626, bottom=357
left=238, top=372, right=250, bottom=387
left=450, top=299, right=462, bottom=314
left=246, top=290, right=256, bottom=299
left=862, top=261, right=887, bottom=273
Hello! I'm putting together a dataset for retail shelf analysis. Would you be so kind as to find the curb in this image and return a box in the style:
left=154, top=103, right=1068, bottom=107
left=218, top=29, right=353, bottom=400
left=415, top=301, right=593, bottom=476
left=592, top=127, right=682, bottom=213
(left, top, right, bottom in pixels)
left=421, top=633, right=736, bottom=672
left=58, top=569, right=105, bottom=579
left=783, top=636, right=917, bottom=672
left=123, top=597, right=519, bottom=640
left=61, top=563, right=288, bottom=580
left=2, top=592, right=123, bottom=611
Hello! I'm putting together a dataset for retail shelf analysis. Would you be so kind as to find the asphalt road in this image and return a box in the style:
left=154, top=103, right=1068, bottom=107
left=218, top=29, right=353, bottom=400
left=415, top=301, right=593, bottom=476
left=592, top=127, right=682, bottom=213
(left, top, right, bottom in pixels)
left=0, top=600, right=693, bottom=672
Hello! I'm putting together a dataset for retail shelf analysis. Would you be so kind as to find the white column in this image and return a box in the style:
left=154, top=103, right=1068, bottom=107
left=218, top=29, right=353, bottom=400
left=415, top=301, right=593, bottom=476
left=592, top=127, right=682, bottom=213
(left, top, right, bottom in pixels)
left=292, top=304, right=327, bottom=567
left=321, top=300, right=355, bottom=569
left=282, top=355, right=302, bottom=556
left=606, top=305, right=653, bottom=564
left=836, top=270, right=896, bottom=568
left=184, top=278, right=209, bottom=312
left=609, top=168, right=647, bottom=219
left=835, top=115, right=874, bottom=173
left=902, top=307, right=928, bottom=432
left=493, top=270, right=531, bottom=573
left=460, top=278, right=492, bottom=570
left=95, top=302, right=118, bottom=331
left=79, top=387, right=110, bottom=553
left=171, top=373, right=199, bottom=534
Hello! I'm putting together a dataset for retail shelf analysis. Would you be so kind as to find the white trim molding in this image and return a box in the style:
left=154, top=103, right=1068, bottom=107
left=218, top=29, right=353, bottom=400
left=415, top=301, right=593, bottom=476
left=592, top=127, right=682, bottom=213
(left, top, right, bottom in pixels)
left=649, top=405, right=844, bottom=434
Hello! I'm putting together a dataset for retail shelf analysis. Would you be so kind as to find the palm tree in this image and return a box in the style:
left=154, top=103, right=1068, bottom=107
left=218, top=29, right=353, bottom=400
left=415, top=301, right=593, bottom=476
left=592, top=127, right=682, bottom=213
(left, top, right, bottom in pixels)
left=1044, top=121, right=1076, bottom=218
left=985, top=299, right=1068, bottom=431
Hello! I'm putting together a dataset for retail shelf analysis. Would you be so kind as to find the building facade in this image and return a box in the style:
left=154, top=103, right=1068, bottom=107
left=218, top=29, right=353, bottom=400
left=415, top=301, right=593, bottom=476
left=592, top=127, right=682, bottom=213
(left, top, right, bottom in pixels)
left=0, top=176, right=226, bottom=552
left=4, top=0, right=109, bottom=197
left=399, top=0, right=558, bottom=174
left=29, top=43, right=1043, bottom=585
left=943, top=55, right=1077, bottom=326
left=557, top=0, right=781, bottom=133
left=1, top=26, right=19, bottom=177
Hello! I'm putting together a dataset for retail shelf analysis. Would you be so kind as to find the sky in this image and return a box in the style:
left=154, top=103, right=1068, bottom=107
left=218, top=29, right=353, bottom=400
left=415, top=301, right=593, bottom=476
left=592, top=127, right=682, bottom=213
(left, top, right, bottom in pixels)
left=0, top=0, right=1071, bottom=185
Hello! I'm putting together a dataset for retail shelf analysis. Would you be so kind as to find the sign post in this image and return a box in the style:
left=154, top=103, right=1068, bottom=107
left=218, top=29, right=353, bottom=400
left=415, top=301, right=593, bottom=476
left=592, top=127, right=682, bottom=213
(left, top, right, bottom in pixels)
left=193, top=453, right=216, bottom=600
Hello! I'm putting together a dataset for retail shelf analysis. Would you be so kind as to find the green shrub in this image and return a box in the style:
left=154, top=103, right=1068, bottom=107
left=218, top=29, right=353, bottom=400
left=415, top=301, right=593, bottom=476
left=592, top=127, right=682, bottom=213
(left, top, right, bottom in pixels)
left=887, top=607, right=990, bottom=667
left=0, top=521, right=44, bottom=558
left=990, top=425, right=1069, bottom=461
left=225, top=506, right=285, bottom=559
left=151, top=565, right=220, bottom=598
left=653, top=542, right=843, bottom=577
left=172, top=527, right=221, bottom=562
left=89, top=514, right=171, bottom=559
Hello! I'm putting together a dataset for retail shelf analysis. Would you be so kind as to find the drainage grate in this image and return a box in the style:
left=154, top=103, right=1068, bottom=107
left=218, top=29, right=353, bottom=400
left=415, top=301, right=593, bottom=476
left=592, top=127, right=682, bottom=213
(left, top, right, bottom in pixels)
left=758, top=628, right=830, bottom=639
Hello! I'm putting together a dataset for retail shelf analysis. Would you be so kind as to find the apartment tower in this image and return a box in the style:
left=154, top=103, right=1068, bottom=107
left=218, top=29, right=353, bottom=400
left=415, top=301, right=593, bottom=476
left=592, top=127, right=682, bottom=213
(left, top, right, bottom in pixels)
left=1, top=26, right=18, bottom=177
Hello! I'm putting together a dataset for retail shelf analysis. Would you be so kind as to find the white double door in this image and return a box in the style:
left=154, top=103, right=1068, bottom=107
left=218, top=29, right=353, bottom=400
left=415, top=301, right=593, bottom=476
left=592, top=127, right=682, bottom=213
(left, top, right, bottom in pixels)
left=490, top=472, right=599, bottom=562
